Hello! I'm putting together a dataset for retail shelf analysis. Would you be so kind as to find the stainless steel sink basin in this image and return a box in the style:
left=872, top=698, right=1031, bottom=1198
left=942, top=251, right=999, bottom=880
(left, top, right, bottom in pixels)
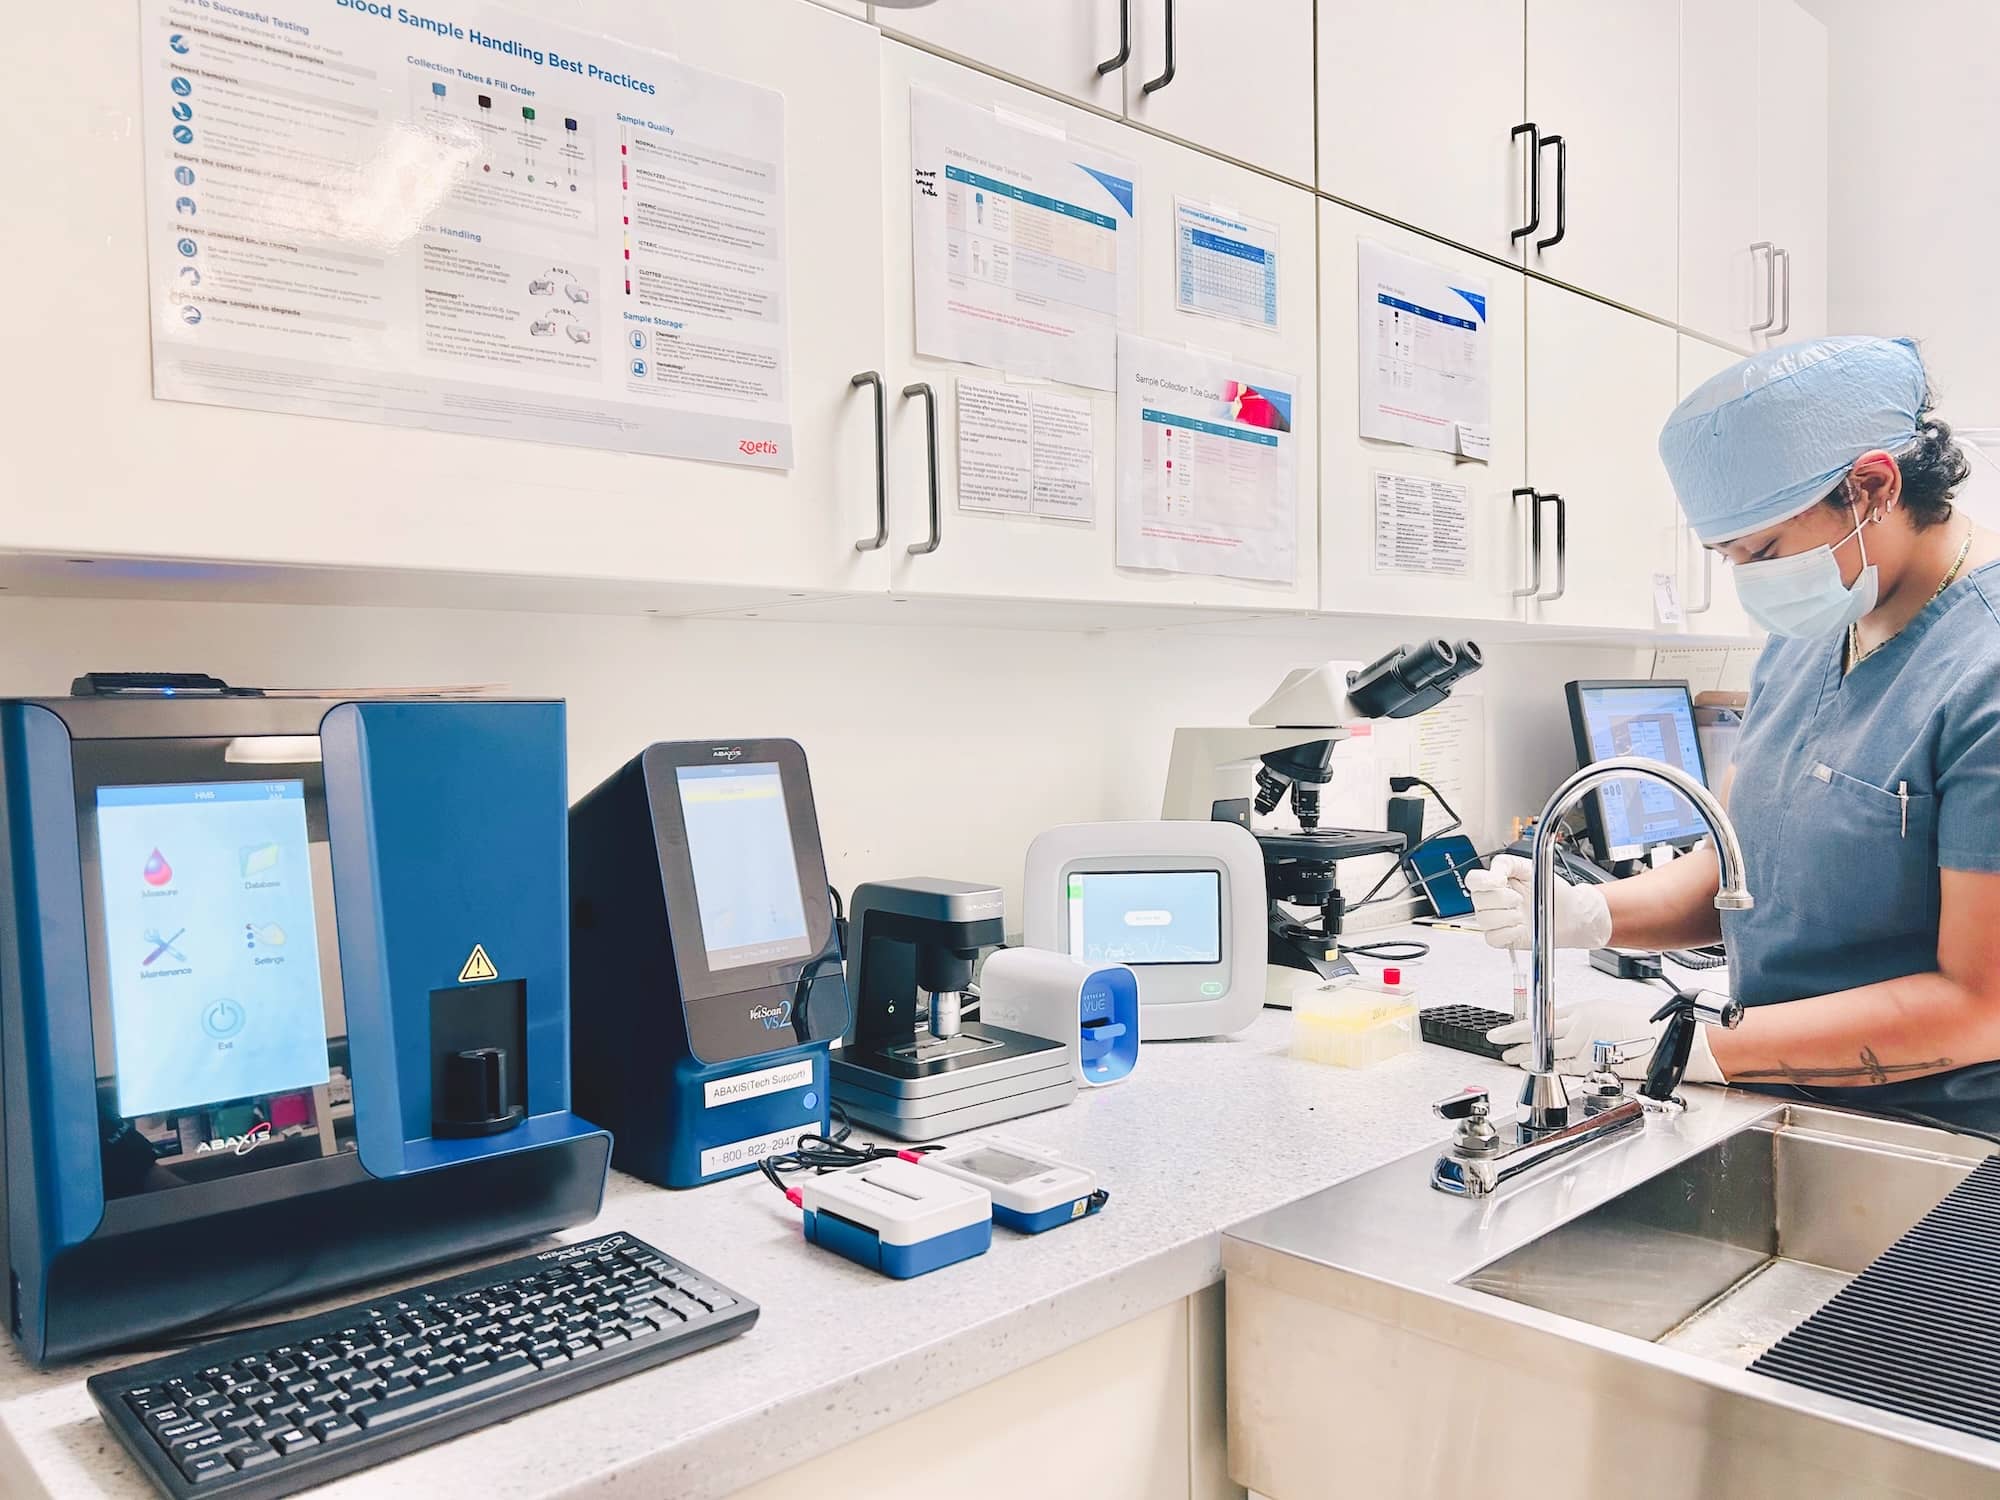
left=1461, top=1113, right=1976, bottom=1366
left=1224, top=1094, right=1999, bottom=1500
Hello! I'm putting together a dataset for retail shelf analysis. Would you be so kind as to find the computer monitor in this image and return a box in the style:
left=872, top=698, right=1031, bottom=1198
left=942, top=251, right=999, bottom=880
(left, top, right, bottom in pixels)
left=1565, top=680, right=1712, bottom=863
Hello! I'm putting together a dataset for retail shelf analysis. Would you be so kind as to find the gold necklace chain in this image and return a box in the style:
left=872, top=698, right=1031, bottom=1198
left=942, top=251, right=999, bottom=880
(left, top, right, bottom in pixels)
left=1847, top=528, right=1974, bottom=672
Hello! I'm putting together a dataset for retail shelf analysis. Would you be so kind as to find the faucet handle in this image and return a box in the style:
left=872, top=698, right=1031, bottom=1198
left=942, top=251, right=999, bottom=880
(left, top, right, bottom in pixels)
left=1647, top=987, right=1743, bottom=1030
left=1433, top=1087, right=1490, bottom=1122
left=1591, top=1037, right=1652, bottom=1068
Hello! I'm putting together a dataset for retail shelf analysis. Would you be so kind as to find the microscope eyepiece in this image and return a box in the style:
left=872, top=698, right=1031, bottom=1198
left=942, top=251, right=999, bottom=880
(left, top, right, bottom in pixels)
left=1346, top=637, right=1484, bottom=720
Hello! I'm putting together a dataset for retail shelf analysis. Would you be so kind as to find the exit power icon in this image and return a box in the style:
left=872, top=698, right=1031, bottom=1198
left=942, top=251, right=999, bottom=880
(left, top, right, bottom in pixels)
left=202, top=999, right=246, bottom=1039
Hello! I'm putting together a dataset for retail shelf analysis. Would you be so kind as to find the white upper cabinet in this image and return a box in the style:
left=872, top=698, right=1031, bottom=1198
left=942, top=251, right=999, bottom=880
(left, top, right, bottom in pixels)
left=1679, top=0, right=1764, bottom=348
left=1524, top=280, right=1679, bottom=631
left=13, top=0, right=892, bottom=602
left=1316, top=0, right=1529, bottom=264
left=878, top=42, right=1318, bottom=611
left=1756, top=0, right=1829, bottom=344
left=1524, top=0, right=1680, bottom=321
left=875, top=0, right=1128, bottom=115
left=1317, top=202, right=1529, bottom=625
left=1125, top=0, right=1316, bottom=183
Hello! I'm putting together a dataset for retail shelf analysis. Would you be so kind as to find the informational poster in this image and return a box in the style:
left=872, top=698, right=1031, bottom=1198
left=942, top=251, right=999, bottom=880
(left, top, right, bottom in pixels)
left=911, top=88, right=1138, bottom=391
left=140, top=0, right=792, bottom=467
left=1372, top=471, right=1470, bottom=576
left=1116, top=335, right=1298, bottom=585
left=955, top=380, right=1095, bottom=522
left=1175, top=199, right=1279, bottom=330
left=1358, top=239, right=1491, bottom=461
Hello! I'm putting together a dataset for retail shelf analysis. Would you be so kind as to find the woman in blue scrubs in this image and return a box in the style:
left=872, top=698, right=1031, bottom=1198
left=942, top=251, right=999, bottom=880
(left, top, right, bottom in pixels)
left=1471, top=336, right=2000, bottom=1133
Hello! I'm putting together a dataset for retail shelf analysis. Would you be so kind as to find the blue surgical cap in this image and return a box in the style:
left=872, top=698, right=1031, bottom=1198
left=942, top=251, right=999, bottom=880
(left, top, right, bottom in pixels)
left=1658, top=336, right=1929, bottom=543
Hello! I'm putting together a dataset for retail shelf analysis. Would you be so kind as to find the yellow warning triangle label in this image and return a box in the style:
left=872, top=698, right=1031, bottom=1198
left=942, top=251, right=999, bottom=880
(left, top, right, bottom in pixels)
left=457, top=943, right=499, bottom=984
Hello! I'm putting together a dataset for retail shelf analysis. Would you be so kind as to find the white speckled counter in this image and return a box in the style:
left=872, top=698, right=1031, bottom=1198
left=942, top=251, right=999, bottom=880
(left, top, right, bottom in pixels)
left=0, top=932, right=1684, bottom=1498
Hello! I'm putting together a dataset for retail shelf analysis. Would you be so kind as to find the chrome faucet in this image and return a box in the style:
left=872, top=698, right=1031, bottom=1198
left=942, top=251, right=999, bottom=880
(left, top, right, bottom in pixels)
left=1430, top=757, right=1753, bottom=1197
left=1521, top=756, right=1752, bottom=1135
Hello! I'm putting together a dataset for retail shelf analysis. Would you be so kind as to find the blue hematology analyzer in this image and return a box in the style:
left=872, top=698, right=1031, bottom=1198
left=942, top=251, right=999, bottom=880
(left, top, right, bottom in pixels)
left=569, top=739, right=848, bottom=1188
left=0, top=683, right=610, bottom=1365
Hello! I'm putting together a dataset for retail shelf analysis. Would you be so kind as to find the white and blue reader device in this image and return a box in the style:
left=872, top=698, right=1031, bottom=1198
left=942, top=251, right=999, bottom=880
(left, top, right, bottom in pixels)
left=920, top=1136, right=1107, bottom=1234
left=797, top=1158, right=992, bottom=1279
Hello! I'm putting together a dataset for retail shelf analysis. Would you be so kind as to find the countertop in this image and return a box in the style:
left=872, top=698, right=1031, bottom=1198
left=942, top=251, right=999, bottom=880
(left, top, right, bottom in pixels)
left=0, top=931, right=1685, bottom=1498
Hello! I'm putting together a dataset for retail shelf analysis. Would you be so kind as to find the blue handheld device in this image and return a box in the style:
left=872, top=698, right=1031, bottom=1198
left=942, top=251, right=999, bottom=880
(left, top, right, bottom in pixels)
left=0, top=684, right=610, bottom=1365
left=568, top=739, right=848, bottom=1188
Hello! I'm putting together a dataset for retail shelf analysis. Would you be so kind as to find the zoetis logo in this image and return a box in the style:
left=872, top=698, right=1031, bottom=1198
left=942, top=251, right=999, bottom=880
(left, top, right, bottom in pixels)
left=196, top=1121, right=271, bottom=1157
left=738, top=438, right=780, bottom=457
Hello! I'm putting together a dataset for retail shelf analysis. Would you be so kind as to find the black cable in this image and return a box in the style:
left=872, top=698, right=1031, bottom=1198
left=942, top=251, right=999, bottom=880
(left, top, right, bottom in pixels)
left=1339, top=937, right=1430, bottom=962
left=791, top=883, right=847, bottom=1043
left=1353, top=775, right=1466, bottom=909
left=756, top=1115, right=939, bottom=1197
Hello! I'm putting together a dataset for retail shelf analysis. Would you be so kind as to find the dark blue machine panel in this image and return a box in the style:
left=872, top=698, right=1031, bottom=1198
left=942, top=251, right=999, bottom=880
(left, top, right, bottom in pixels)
left=0, top=693, right=609, bottom=1366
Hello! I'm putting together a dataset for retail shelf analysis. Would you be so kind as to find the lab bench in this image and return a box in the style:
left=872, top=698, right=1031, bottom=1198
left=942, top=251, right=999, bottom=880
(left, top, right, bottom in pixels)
left=0, top=931, right=1673, bottom=1500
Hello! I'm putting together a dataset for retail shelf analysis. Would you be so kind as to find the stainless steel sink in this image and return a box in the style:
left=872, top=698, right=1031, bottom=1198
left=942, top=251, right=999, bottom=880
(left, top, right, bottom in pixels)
left=1461, top=1113, right=1975, bottom=1365
left=1224, top=1094, right=1999, bottom=1500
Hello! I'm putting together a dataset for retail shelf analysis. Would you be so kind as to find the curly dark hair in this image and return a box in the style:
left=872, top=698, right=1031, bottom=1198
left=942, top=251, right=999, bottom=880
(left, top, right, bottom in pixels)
left=1824, top=395, right=1970, bottom=529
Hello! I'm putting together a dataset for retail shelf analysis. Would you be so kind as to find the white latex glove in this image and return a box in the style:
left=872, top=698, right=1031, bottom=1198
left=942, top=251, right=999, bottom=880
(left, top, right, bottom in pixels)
left=1484, top=993, right=1725, bottom=1084
left=1462, top=853, right=1613, bottom=952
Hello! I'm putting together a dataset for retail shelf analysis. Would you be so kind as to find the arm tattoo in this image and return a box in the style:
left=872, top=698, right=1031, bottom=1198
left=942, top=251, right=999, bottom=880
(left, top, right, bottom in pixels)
left=1729, top=1046, right=1954, bottom=1086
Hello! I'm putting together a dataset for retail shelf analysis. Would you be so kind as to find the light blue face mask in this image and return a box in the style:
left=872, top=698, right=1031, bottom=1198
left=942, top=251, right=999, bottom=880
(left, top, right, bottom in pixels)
left=1731, top=502, right=1880, bottom=638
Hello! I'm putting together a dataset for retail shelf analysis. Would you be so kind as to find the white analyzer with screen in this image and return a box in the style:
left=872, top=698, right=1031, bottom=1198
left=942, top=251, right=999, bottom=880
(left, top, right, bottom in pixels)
left=1022, top=820, right=1266, bottom=1039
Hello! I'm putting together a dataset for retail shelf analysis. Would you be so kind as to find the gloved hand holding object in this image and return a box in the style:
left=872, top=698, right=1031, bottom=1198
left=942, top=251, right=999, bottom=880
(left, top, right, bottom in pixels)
left=1484, top=991, right=1726, bottom=1085
left=1463, top=854, right=1613, bottom=952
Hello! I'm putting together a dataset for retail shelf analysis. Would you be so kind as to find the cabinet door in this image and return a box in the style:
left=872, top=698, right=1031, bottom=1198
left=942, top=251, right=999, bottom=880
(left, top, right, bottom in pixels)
left=877, top=0, right=1127, bottom=115
left=880, top=43, right=1318, bottom=610
left=1671, top=336, right=1760, bottom=638
left=1524, top=0, right=1680, bottom=320
left=1679, top=0, right=1764, bottom=347
left=1316, top=0, right=1528, bottom=263
left=1757, top=0, right=1829, bottom=343
left=1524, top=281, right=1678, bottom=630
left=12, top=0, right=890, bottom=601
left=1126, top=0, right=1315, bottom=183
left=1317, top=202, right=1529, bottom=623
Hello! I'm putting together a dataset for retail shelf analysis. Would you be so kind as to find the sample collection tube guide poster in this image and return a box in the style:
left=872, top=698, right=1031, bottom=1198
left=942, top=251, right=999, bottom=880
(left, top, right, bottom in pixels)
left=141, top=0, right=793, bottom=468
left=909, top=87, right=1138, bottom=392
left=1116, top=335, right=1299, bottom=585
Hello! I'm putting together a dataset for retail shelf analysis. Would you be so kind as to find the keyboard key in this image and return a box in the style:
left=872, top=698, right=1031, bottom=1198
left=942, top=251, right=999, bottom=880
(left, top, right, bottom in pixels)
left=312, top=1414, right=362, bottom=1443
left=150, top=1416, right=210, bottom=1445
left=125, top=1387, right=174, bottom=1414
left=165, top=1431, right=232, bottom=1465
left=229, top=1445, right=281, bottom=1472
left=178, top=1452, right=235, bottom=1485
left=269, top=1428, right=317, bottom=1455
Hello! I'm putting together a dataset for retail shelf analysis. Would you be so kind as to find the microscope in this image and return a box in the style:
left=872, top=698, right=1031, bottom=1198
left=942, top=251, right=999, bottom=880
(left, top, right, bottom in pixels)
left=832, top=879, right=1076, bottom=1141
left=1162, top=637, right=1485, bottom=984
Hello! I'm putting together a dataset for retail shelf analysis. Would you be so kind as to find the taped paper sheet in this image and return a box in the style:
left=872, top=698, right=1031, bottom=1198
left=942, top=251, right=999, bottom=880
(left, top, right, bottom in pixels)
left=1358, top=238, right=1492, bottom=460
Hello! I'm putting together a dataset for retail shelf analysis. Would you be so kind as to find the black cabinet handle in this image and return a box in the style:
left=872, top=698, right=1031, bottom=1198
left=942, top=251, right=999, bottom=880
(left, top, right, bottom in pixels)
left=903, top=382, right=942, bottom=557
left=851, top=371, right=888, bottom=554
left=1142, top=0, right=1176, bottom=94
left=1098, top=0, right=1131, bottom=74
left=1510, top=123, right=1542, bottom=242
left=1509, top=487, right=1543, bottom=598
left=1535, top=134, right=1567, bottom=250
left=1539, top=492, right=1568, bottom=603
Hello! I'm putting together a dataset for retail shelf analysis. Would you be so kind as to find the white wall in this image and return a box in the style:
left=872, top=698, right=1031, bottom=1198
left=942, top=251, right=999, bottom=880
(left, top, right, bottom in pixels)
left=1802, top=0, right=2000, bottom=521
left=0, top=597, right=1638, bottom=912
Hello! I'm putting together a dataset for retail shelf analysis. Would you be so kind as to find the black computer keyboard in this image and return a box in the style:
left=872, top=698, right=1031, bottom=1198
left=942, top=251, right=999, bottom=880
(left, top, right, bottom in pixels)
left=89, top=1231, right=757, bottom=1499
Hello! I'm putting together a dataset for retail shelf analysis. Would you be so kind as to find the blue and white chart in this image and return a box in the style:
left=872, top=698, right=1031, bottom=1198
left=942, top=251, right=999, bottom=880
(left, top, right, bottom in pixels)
left=1357, top=238, right=1492, bottom=461
left=139, top=0, right=793, bottom=468
left=1175, top=198, right=1279, bottom=330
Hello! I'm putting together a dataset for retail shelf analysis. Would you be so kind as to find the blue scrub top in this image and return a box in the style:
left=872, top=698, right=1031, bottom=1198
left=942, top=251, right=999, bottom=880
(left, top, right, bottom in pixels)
left=1725, top=558, right=2000, bottom=1133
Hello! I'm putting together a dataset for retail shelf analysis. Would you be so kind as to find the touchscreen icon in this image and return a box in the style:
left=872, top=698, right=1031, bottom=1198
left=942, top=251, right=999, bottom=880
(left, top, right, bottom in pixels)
left=142, top=848, right=174, bottom=887
left=244, top=923, right=286, bottom=950
left=142, top=928, right=186, bottom=967
left=202, top=999, right=246, bottom=1039
left=239, top=843, right=280, bottom=879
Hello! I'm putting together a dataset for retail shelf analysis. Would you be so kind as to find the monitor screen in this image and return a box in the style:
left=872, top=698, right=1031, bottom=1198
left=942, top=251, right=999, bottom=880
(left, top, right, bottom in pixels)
left=94, top=780, right=332, bottom=1120
left=1067, top=869, right=1222, bottom=966
left=676, top=762, right=813, bottom=971
left=1573, top=683, right=1710, bottom=859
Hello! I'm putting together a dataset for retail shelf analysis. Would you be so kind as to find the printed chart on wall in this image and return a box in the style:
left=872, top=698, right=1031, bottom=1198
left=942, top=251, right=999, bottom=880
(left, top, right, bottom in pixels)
left=1175, top=199, right=1278, bottom=330
left=1357, top=239, right=1490, bottom=461
left=910, top=88, right=1137, bottom=391
left=1116, top=335, right=1298, bottom=585
left=138, top=0, right=792, bottom=468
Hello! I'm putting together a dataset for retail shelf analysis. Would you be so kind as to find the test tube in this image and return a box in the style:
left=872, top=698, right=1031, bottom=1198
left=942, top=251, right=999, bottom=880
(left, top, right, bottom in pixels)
left=1510, top=948, right=1529, bottom=1020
